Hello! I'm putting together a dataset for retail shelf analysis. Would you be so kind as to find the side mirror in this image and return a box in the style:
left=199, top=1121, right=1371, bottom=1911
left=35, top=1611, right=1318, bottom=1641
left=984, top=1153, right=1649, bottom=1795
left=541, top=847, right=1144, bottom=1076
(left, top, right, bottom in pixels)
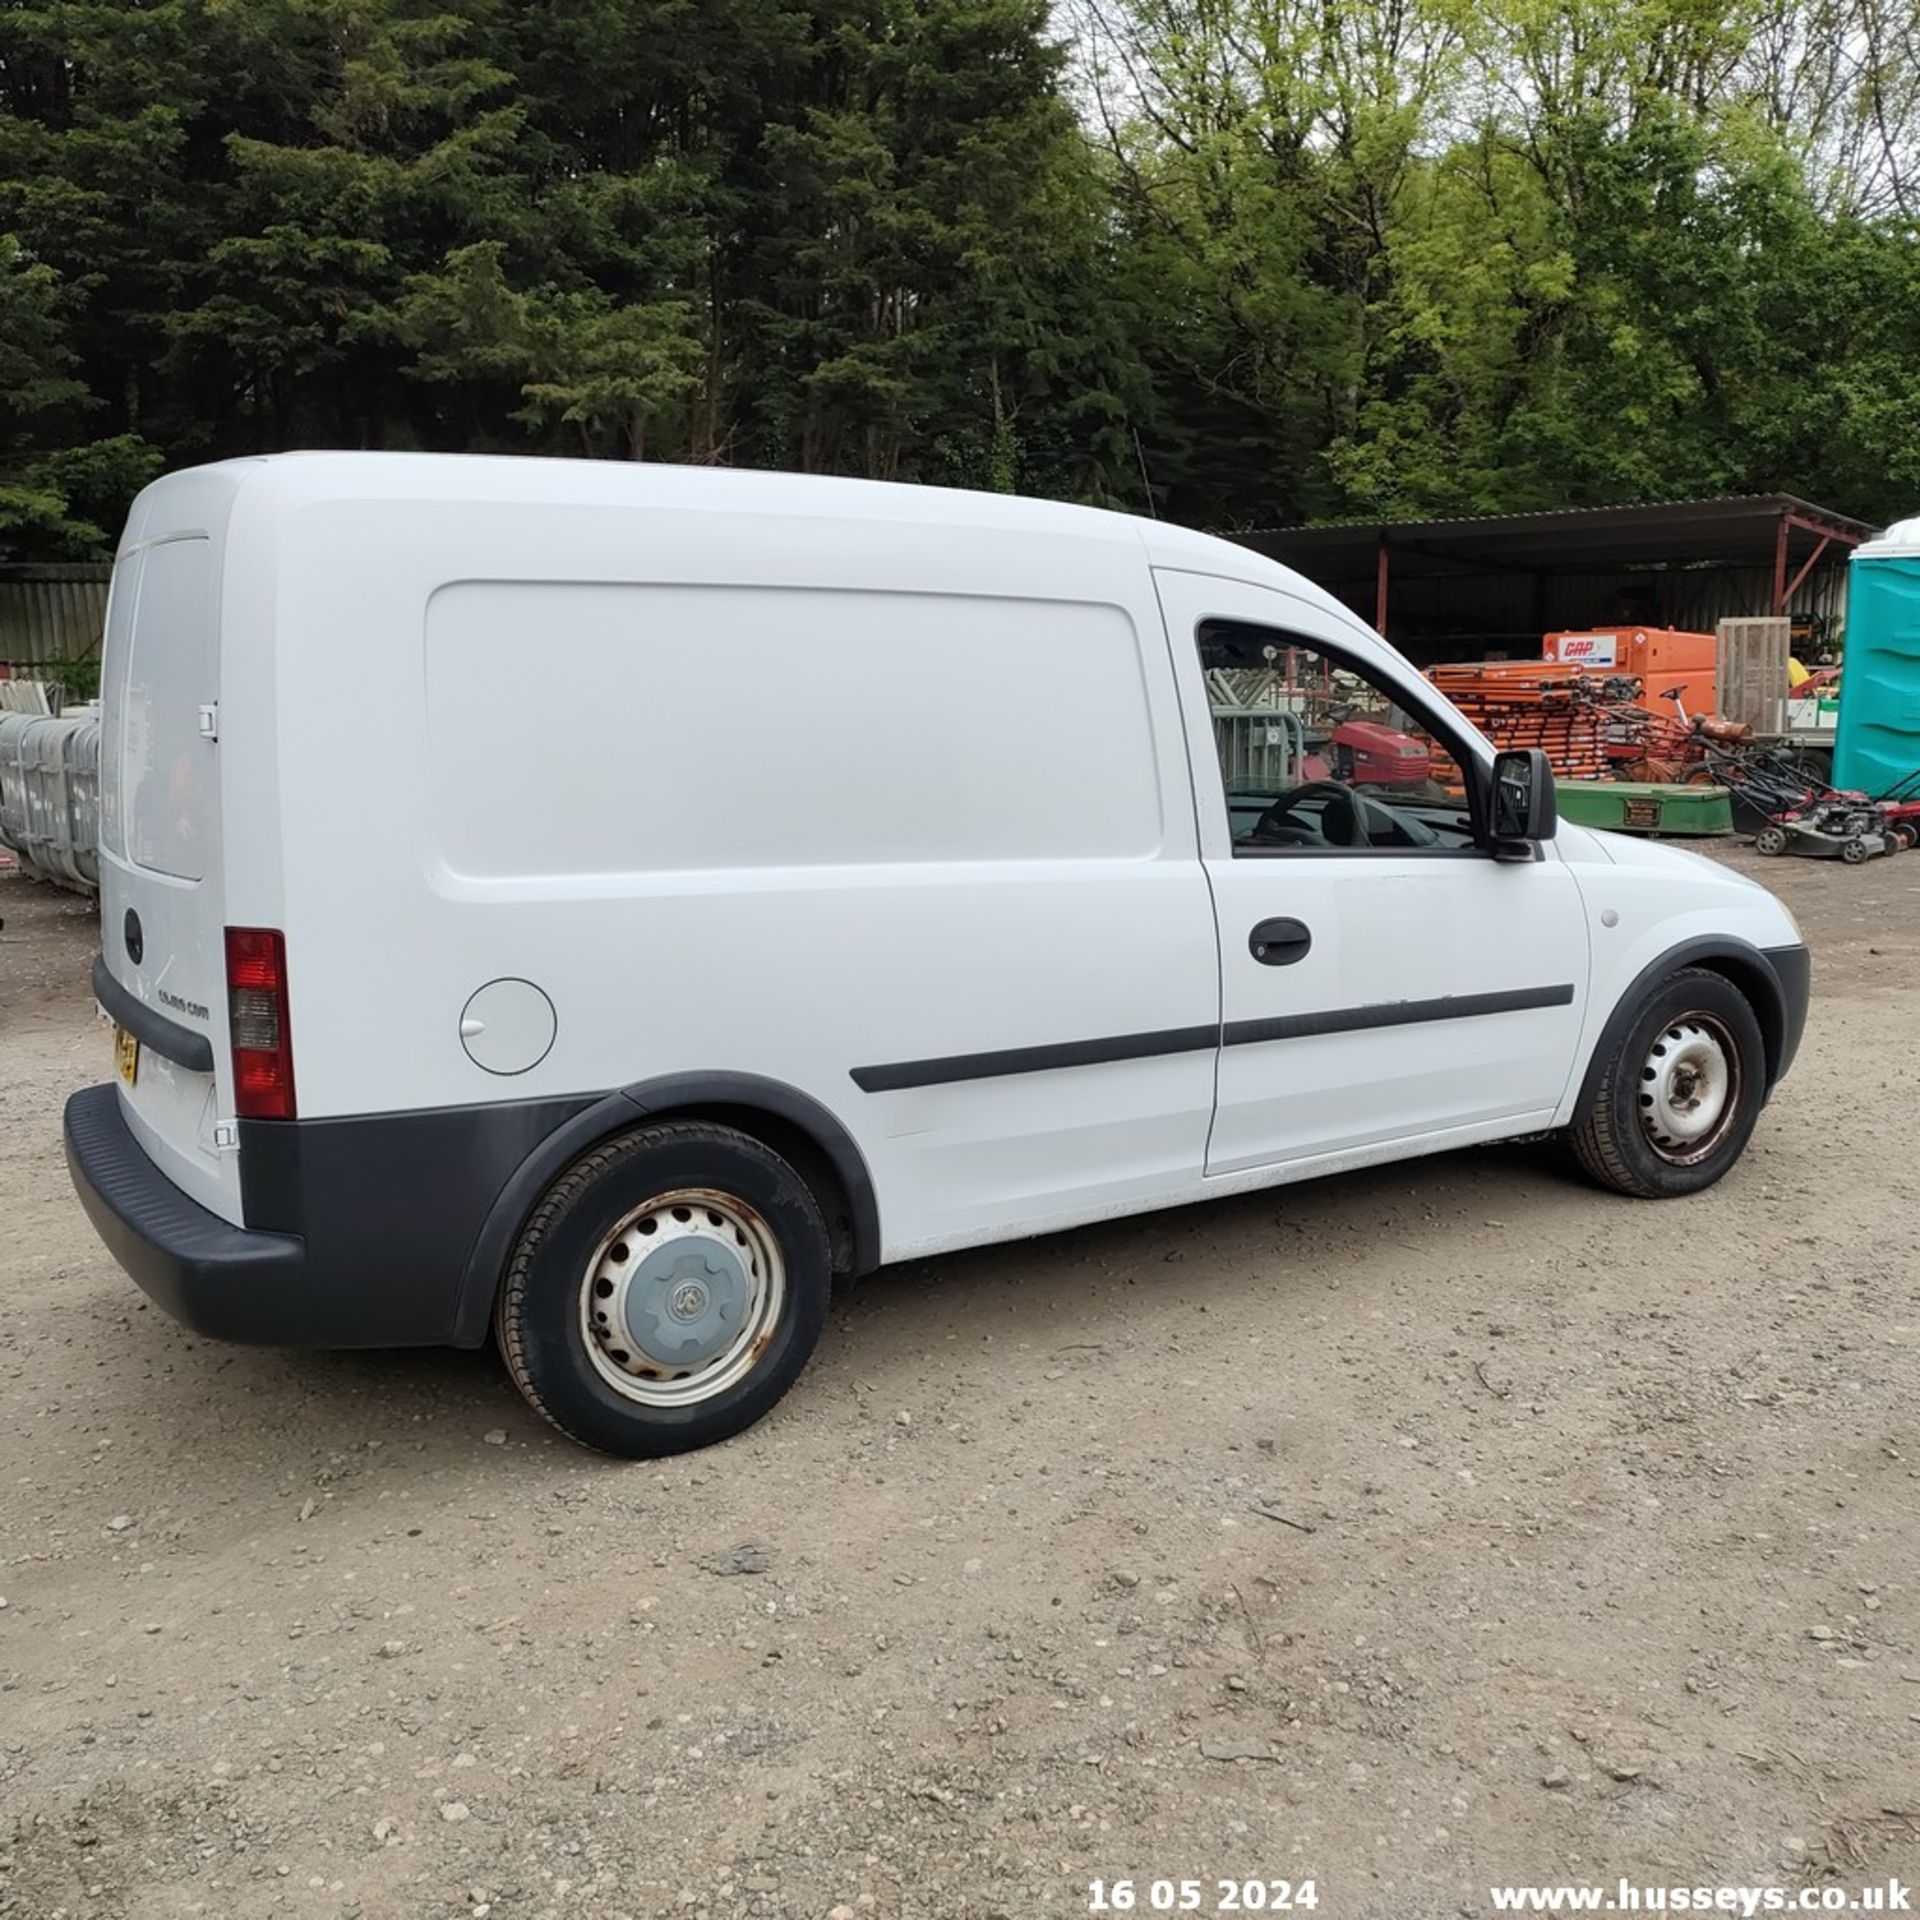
left=1488, top=748, right=1558, bottom=847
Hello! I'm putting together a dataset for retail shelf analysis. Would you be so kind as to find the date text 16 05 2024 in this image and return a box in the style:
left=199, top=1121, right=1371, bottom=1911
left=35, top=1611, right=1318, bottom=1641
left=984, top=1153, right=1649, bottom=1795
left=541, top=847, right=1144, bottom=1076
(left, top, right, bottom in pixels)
left=1088, top=1880, right=1319, bottom=1914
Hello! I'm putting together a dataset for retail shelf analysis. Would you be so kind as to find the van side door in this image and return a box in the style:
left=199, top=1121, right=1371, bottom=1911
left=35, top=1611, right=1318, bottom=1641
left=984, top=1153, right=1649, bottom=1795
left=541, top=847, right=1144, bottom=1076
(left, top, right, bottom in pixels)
left=1153, top=569, right=1591, bottom=1176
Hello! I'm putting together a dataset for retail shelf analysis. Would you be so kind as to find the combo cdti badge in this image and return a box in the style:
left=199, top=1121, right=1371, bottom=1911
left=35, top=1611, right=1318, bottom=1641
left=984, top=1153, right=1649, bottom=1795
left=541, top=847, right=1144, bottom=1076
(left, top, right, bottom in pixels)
left=64, top=454, right=1812, bottom=1457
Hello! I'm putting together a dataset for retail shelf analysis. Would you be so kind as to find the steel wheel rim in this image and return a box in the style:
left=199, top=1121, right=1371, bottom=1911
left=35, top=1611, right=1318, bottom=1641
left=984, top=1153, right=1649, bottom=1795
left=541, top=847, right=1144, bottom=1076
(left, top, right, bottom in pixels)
left=578, top=1188, right=786, bottom=1407
left=1637, top=1013, right=1742, bottom=1165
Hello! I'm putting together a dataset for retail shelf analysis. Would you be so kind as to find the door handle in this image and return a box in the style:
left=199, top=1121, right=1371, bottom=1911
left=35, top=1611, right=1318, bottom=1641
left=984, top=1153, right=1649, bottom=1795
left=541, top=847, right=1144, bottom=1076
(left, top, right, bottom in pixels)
left=1249, top=917, right=1312, bottom=966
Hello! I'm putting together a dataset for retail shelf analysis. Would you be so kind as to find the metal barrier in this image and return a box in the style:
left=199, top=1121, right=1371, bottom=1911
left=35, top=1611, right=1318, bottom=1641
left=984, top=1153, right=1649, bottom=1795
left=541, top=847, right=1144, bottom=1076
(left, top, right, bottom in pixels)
left=0, top=679, right=60, bottom=715
left=1210, top=707, right=1305, bottom=793
left=0, top=708, right=102, bottom=893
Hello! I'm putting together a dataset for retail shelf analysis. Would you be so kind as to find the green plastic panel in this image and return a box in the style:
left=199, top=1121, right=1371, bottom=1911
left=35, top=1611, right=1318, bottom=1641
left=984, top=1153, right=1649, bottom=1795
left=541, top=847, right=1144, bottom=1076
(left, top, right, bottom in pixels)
left=1834, top=555, right=1920, bottom=797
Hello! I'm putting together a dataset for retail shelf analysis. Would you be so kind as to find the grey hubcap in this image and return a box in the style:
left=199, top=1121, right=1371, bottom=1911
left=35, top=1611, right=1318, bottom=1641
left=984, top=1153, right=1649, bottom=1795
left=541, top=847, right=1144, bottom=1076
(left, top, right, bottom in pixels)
left=580, top=1189, right=786, bottom=1407
left=1638, top=1015, right=1741, bottom=1165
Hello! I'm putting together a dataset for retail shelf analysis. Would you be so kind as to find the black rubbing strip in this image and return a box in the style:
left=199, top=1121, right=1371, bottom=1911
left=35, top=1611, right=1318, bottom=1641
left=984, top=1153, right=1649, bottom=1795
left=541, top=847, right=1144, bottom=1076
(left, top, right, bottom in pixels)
left=850, top=1024, right=1219, bottom=1093
left=851, top=985, right=1576, bottom=1092
left=92, top=954, right=216, bottom=1073
left=1223, top=983, right=1575, bottom=1049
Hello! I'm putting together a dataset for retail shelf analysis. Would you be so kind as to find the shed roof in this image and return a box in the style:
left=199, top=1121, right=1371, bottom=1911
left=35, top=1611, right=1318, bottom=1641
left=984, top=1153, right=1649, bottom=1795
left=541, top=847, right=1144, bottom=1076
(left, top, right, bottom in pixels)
left=1234, top=494, right=1876, bottom=580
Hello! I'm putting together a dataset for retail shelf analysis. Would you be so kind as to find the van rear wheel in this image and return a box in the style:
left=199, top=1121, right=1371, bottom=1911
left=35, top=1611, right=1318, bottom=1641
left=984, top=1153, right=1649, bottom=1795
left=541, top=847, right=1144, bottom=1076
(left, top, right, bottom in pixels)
left=1569, top=968, right=1766, bottom=1199
left=494, top=1121, right=832, bottom=1457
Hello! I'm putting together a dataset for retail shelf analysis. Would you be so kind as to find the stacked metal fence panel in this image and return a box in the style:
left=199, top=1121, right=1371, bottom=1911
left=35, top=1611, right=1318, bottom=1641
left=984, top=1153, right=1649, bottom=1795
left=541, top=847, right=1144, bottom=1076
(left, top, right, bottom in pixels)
left=1206, top=668, right=1311, bottom=792
left=0, top=708, right=103, bottom=892
left=0, top=679, right=59, bottom=715
left=1210, top=709, right=1307, bottom=792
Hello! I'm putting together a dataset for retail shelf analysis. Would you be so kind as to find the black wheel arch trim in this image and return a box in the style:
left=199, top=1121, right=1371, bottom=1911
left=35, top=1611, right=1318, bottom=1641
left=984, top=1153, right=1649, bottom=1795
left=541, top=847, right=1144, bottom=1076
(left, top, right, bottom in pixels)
left=1573, top=936, right=1810, bottom=1117
left=450, top=1071, right=882, bottom=1346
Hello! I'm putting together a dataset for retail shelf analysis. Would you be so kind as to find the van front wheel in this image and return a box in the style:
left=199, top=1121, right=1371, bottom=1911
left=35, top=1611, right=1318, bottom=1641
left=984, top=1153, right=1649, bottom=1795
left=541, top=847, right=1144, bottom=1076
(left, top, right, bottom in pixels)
left=1569, top=968, right=1766, bottom=1199
left=495, top=1121, right=832, bottom=1457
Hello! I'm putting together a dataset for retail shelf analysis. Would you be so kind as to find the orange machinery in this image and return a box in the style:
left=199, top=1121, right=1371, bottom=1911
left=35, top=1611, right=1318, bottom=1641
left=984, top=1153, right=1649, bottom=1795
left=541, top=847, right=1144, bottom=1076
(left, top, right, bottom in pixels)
left=1542, top=628, right=1716, bottom=718
left=1426, top=640, right=1735, bottom=786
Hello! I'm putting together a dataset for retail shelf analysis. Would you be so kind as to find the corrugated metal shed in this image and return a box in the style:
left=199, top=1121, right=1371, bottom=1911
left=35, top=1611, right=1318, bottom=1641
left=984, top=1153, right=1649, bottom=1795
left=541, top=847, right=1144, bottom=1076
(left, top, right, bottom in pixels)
left=1231, top=495, right=1875, bottom=667
left=0, top=563, right=111, bottom=670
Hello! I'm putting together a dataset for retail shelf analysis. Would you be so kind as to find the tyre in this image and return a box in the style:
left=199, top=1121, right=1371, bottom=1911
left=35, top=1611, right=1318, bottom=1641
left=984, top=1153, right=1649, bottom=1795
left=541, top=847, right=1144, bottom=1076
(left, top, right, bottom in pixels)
left=1753, top=824, right=1788, bottom=855
left=1569, top=968, right=1766, bottom=1199
left=494, top=1120, right=832, bottom=1457
left=1840, top=837, right=1869, bottom=864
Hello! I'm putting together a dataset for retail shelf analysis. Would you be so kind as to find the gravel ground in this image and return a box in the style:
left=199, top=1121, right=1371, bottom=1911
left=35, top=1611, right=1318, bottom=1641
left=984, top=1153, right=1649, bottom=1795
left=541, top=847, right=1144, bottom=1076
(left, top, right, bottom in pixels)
left=2, top=843, right=1917, bottom=1920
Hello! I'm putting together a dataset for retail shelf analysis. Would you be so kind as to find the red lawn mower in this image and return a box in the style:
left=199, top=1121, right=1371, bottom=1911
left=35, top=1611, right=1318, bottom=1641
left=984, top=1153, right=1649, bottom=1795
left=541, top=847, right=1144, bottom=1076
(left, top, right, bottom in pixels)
left=1702, top=746, right=1920, bottom=864
left=1330, top=718, right=1432, bottom=786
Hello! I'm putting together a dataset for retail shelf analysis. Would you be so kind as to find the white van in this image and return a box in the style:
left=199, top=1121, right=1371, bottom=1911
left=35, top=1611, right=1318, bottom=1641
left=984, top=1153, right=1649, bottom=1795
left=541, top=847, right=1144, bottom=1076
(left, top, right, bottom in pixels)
left=65, top=454, right=1809, bottom=1456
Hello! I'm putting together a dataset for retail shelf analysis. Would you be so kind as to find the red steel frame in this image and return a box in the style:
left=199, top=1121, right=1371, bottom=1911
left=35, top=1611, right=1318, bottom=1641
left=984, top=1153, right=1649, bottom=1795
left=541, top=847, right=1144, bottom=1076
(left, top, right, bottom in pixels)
left=1774, top=510, right=1864, bottom=613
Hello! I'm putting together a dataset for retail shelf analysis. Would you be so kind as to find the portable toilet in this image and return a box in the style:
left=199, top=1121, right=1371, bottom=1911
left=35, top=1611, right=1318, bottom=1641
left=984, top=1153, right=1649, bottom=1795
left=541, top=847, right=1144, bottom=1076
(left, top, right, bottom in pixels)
left=1833, top=515, right=1920, bottom=796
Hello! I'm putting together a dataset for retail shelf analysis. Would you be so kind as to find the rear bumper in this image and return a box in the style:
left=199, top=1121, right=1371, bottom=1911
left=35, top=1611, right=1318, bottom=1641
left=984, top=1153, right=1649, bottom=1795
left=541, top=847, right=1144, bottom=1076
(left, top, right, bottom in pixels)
left=64, top=1081, right=596, bottom=1348
left=64, top=1083, right=309, bottom=1343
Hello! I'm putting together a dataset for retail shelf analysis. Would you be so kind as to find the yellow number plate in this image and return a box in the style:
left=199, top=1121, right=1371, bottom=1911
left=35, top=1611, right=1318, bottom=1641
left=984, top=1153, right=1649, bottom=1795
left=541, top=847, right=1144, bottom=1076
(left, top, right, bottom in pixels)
left=114, top=1024, right=140, bottom=1088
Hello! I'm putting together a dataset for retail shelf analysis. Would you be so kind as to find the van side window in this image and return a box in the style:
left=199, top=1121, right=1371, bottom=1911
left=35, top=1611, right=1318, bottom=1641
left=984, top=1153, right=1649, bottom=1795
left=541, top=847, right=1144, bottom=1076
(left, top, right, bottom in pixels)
left=1196, top=621, right=1478, bottom=856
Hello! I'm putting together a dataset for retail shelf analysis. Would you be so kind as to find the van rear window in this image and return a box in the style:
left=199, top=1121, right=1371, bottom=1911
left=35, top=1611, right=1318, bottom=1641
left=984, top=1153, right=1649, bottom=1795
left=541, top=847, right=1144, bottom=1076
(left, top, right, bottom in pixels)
left=114, top=537, right=214, bottom=882
left=424, top=582, right=1162, bottom=878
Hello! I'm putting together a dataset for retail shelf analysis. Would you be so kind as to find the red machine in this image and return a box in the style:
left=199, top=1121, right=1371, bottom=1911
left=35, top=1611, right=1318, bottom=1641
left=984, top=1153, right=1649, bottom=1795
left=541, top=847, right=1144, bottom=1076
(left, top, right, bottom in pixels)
left=1332, top=718, right=1432, bottom=785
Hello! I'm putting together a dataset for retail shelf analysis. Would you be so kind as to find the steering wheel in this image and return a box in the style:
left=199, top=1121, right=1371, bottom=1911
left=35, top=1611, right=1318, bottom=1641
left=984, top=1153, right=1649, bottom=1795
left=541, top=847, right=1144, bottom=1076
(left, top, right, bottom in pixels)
left=1249, top=780, right=1362, bottom=849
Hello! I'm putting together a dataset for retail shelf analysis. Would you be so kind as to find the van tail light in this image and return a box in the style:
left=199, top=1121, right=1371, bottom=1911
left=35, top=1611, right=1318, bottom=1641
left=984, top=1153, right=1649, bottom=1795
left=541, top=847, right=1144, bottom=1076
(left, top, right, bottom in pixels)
left=224, top=926, right=296, bottom=1120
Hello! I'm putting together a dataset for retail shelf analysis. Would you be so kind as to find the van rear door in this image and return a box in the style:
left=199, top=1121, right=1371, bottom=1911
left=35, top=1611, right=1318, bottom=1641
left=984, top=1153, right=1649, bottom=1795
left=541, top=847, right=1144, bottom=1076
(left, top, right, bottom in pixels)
left=97, top=531, right=239, bottom=1221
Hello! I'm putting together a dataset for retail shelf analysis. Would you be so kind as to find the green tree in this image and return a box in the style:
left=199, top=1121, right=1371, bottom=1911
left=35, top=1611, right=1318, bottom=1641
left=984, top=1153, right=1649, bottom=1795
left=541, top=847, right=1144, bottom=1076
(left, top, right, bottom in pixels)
left=5, top=0, right=1920, bottom=559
